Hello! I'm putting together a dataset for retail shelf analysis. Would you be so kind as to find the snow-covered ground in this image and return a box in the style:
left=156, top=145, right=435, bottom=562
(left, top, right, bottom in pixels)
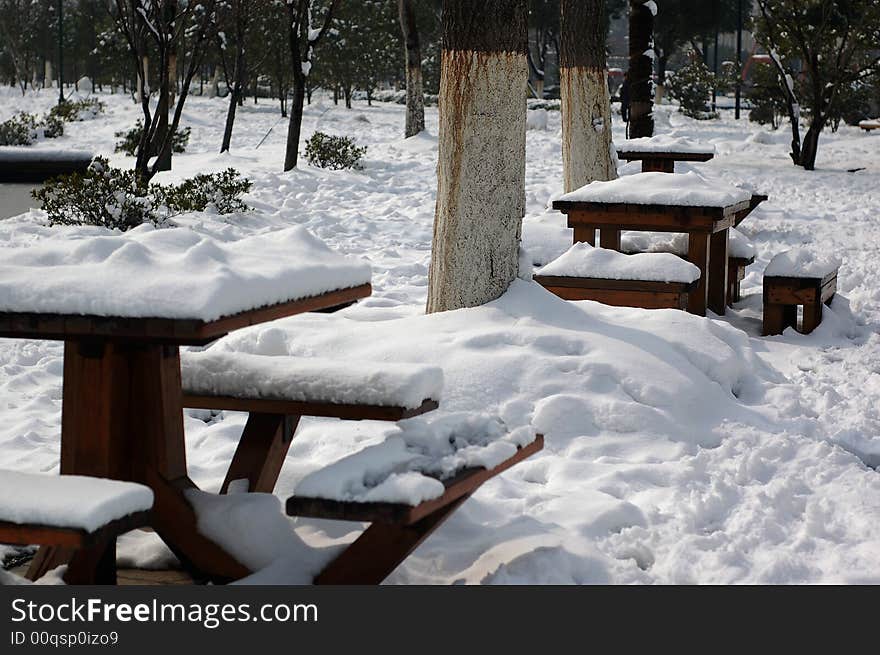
left=1, top=87, right=879, bottom=584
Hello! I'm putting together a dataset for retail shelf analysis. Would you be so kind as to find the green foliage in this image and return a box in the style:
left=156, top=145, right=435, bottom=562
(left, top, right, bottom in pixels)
left=304, top=132, right=366, bottom=170
left=48, top=98, right=105, bottom=123
left=114, top=119, right=191, bottom=156
left=0, top=111, right=64, bottom=145
left=158, top=169, right=252, bottom=214
left=667, top=58, right=718, bottom=119
left=33, top=157, right=252, bottom=231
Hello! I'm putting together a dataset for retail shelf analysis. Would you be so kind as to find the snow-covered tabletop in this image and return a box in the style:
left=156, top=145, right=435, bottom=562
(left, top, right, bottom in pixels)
left=0, top=224, right=371, bottom=322
left=536, top=242, right=700, bottom=284
left=555, top=172, right=751, bottom=209
left=859, top=119, right=880, bottom=130
left=182, top=350, right=443, bottom=410
left=616, top=134, right=716, bottom=156
left=765, top=249, right=840, bottom=279
left=0, top=471, right=153, bottom=533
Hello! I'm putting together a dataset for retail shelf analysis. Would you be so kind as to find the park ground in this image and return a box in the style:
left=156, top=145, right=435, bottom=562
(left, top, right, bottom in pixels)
left=1, top=88, right=879, bottom=583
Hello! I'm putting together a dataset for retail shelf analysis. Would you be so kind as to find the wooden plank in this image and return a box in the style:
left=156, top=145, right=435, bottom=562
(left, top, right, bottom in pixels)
left=533, top=275, right=695, bottom=293
left=641, top=158, right=676, bottom=173
left=616, top=150, right=715, bottom=163
left=287, top=436, right=544, bottom=525
left=802, top=300, right=824, bottom=334
left=181, top=395, right=439, bottom=421
left=599, top=228, right=621, bottom=250
left=564, top=209, right=731, bottom=232
left=539, top=285, right=689, bottom=310
left=220, top=413, right=300, bottom=494
left=0, top=511, right=150, bottom=549
left=0, top=284, right=372, bottom=345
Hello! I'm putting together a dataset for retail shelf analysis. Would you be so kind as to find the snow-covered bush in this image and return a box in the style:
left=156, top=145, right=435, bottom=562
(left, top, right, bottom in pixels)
left=304, top=132, right=366, bottom=170
left=667, top=58, right=718, bottom=120
left=33, top=158, right=252, bottom=230
left=159, top=169, right=252, bottom=214
left=48, top=98, right=105, bottom=123
left=114, top=119, right=191, bottom=156
left=0, top=112, right=64, bottom=145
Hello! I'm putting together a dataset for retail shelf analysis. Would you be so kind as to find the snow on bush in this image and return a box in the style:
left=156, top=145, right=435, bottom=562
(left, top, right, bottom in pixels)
left=667, top=57, right=718, bottom=120
left=304, top=131, right=367, bottom=170
left=0, top=112, right=63, bottom=146
left=48, top=98, right=105, bottom=123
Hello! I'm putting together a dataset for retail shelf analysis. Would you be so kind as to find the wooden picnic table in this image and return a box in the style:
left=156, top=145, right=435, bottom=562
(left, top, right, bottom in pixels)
left=616, top=148, right=715, bottom=173
left=7, top=284, right=372, bottom=583
left=552, top=195, right=750, bottom=316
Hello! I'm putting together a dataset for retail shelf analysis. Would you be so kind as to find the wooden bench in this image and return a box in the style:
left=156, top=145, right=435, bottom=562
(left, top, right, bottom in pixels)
left=859, top=120, right=880, bottom=132
left=727, top=255, right=755, bottom=305
left=534, top=275, right=696, bottom=310
left=0, top=471, right=152, bottom=584
left=181, top=351, right=442, bottom=495
left=286, top=420, right=543, bottom=584
left=763, top=252, right=839, bottom=335
left=533, top=243, right=701, bottom=311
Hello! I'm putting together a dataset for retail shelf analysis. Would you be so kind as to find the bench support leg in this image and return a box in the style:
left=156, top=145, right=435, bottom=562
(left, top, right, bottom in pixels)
left=221, top=413, right=300, bottom=494
left=314, top=495, right=470, bottom=585
left=686, top=233, right=710, bottom=316
left=708, top=229, right=728, bottom=315
left=599, top=228, right=621, bottom=251
left=802, top=301, right=823, bottom=334
left=573, top=226, right=596, bottom=246
left=63, top=538, right=117, bottom=585
left=763, top=302, right=797, bottom=335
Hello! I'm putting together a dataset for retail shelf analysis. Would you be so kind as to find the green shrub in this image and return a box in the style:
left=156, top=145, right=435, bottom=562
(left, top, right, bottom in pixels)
left=114, top=119, right=191, bottom=156
left=667, top=58, right=718, bottom=120
left=747, top=64, right=788, bottom=130
left=48, top=98, right=105, bottom=123
left=158, top=168, right=252, bottom=214
left=304, top=132, right=366, bottom=170
left=0, top=112, right=66, bottom=145
left=33, top=157, right=252, bottom=231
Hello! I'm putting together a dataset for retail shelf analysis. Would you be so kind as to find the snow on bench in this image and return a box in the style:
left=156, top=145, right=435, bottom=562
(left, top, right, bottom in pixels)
left=536, top=242, right=700, bottom=284
left=859, top=119, right=880, bottom=131
left=621, top=227, right=755, bottom=260
left=616, top=134, right=716, bottom=154
left=0, top=225, right=371, bottom=322
left=533, top=242, right=700, bottom=311
left=289, top=414, right=540, bottom=519
left=0, top=147, right=95, bottom=183
left=763, top=249, right=841, bottom=335
left=181, top=350, right=443, bottom=412
left=0, top=471, right=153, bottom=534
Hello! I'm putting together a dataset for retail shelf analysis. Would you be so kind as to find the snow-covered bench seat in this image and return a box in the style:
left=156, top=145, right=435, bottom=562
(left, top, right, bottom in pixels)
left=180, top=350, right=443, bottom=494
left=0, top=471, right=152, bottom=584
left=0, top=148, right=95, bottom=183
left=533, top=242, right=701, bottom=310
left=285, top=415, right=543, bottom=584
left=763, top=249, right=840, bottom=335
left=860, top=119, right=880, bottom=132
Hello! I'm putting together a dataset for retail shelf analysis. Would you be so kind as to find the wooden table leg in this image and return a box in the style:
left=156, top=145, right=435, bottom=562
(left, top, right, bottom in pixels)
left=573, top=225, right=596, bottom=246
left=686, top=233, right=710, bottom=316
left=708, top=229, right=729, bottom=316
left=802, top=299, right=823, bottom=334
left=599, top=228, right=621, bottom=251
left=220, top=413, right=300, bottom=494
left=642, top=159, right=675, bottom=173
left=30, top=340, right=251, bottom=584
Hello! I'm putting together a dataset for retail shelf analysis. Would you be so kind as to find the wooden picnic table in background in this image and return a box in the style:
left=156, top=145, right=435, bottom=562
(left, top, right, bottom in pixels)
left=616, top=148, right=715, bottom=173
left=552, top=197, right=750, bottom=316
left=0, top=283, right=371, bottom=583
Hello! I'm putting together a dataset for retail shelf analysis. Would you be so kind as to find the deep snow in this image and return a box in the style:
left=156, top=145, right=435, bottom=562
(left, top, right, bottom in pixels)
left=1, top=87, right=879, bottom=584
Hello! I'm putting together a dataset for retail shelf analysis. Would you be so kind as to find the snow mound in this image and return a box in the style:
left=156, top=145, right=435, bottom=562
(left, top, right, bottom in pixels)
left=558, top=171, right=751, bottom=208
left=536, top=242, right=700, bottom=283
left=765, top=249, right=840, bottom=278
left=0, top=223, right=371, bottom=321
left=0, top=471, right=152, bottom=533
left=181, top=349, right=443, bottom=409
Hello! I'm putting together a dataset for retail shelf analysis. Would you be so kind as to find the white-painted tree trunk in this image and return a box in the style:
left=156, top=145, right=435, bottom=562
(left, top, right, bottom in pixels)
left=426, top=51, right=527, bottom=313
left=561, top=67, right=616, bottom=192
left=44, top=60, right=53, bottom=89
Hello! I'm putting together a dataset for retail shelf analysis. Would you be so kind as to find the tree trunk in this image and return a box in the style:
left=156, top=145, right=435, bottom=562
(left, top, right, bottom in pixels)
left=399, top=0, right=425, bottom=138
left=799, top=119, right=823, bottom=171
left=221, top=85, right=240, bottom=153
left=426, top=0, right=528, bottom=314
left=560, top=0, right=616, bottom=192
left=655, top=53, right=668, bottom=104
left=627, top=0, right=654, bottom=138
left=284, top=77, right=306, bottom=171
